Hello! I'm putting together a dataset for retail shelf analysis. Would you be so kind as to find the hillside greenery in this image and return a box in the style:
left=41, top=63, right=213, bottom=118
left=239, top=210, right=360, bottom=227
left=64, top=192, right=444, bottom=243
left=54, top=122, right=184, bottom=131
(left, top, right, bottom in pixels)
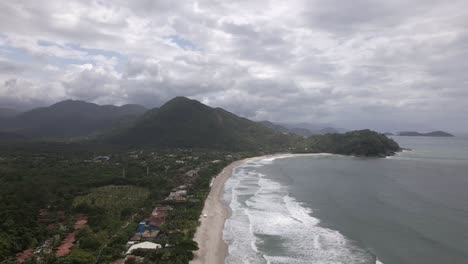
left=294, top=129, right=400, bottom=156
left=112, top=97, right=298, bottom=151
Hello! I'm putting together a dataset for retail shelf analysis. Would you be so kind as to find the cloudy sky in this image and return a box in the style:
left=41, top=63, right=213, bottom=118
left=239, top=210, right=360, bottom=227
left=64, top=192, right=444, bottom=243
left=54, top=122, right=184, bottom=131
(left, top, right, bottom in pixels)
left=0, top=0, right=467, bottom=132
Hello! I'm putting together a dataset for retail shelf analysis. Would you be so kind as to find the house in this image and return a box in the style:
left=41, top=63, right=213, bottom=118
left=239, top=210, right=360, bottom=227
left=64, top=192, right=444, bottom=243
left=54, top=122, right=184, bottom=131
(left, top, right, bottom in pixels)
left=126, top=242, right=162, bottom=255
left=137, top=222, right=147, bottom=234
left=185, top=170, right=198, bottom=177
left=165, top=190, right=187, bottom=201
left=93, top=156, right=110, bottom=162
left=151, top=206, right=173, bottom=216
left=129, top=234, right=142, bottom=242
left=141, top=230, right=159, bottom=240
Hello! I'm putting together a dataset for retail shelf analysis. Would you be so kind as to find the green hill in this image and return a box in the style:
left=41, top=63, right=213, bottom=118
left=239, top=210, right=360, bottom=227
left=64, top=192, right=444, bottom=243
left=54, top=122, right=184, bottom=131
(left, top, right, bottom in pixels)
left=297, top=129, right=401, bottom=156
left=112, top=97, right=295, bottom=150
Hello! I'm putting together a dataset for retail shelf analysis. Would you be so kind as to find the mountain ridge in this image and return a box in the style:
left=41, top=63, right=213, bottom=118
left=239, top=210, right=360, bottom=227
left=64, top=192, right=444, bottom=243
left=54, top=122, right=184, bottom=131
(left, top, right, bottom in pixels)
left=111, top=96, right=294, bottom=150
left=0, top=100, right=148, bottom=139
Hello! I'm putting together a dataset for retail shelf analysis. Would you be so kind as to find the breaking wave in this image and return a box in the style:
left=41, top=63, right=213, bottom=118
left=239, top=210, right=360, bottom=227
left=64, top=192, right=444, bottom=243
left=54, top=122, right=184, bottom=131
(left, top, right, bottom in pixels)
left=223, top=158, right=380, bottom=264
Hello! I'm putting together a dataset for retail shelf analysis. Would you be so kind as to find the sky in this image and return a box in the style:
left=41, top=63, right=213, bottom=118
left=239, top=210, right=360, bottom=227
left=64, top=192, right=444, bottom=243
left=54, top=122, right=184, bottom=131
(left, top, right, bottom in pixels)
left=0, top=0, right=467, bottom=133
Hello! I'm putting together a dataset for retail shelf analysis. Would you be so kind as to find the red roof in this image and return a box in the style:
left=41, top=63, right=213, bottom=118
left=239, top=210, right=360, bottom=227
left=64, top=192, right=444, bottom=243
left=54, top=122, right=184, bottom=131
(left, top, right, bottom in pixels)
left=55, top=215, right=88, bottom=257
left=16, top=248, right=33, bottom=263
left=56, top=232, right=76, bottom=257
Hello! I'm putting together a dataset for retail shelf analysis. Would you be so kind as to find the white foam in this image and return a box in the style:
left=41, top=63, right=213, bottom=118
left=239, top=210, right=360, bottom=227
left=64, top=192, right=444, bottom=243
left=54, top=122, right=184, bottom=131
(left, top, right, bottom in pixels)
left=224, top=158, right=375, bottom=264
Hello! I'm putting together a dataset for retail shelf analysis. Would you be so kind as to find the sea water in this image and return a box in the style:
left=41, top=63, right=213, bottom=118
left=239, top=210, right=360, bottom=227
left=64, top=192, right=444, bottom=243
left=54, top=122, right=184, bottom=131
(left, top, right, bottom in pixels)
left=223, top=136, right=468, bottom=264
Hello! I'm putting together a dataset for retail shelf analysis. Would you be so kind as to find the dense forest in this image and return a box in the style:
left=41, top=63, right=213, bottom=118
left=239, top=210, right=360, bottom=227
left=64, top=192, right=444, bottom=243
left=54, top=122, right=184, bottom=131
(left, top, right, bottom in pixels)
left=296, top=129, right=401, bottom=156
left=0, top=142, right=248, bottom=263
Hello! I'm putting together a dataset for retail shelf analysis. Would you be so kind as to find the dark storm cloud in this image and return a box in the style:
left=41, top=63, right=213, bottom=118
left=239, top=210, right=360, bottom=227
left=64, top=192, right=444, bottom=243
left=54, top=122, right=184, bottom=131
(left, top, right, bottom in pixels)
left=0, top=0, right=467, bottom=132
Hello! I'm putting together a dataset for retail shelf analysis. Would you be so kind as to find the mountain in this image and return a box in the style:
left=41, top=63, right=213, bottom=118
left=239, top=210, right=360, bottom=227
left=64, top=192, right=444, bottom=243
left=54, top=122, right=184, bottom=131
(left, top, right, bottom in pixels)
left=112, top=97, right=294, bottom=150
left=111, top=97, right=399, bottom=156
left=259, top=121, right=314, bottom=136
left=425, top=131, right=454, bottom=137
left=280, top=122, right=345, bottom=135
left=299, top=130, right=401, bottom=157
left=289, top=127, right=315, bottom=137
left=0, top=108, right=19, bottom=118
left=259, top=121, right=343, bottom=137
left=398, top=131, right=454, bottom=137
left=259, top=121, right=318, bottom=137
left=258, top=121, right=290, bottom=134
left=0, top=100, right=147, bottom=139
left=319, top=127, right=340, bottom=134
left=0, top=131, right=27, bottom=141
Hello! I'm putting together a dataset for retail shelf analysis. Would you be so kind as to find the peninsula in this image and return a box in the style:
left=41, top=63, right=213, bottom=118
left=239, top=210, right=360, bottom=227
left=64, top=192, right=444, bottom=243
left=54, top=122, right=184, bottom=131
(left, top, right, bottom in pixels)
left=397, top=131, right=454, bottom=137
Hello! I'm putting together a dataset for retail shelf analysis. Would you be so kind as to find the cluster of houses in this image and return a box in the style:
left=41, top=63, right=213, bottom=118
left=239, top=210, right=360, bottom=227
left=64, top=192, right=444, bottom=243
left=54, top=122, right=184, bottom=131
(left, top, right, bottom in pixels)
left=16, top=213, right=88, bottom=263
left=126, top=206, right=172, bottom=248
left=165, top=185, right=189, bottom=202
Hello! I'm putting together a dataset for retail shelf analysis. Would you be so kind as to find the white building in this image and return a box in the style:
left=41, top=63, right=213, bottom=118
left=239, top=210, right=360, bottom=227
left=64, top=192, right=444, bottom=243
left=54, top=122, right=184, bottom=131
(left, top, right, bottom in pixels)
left=126, top=242, right=162, bottom=255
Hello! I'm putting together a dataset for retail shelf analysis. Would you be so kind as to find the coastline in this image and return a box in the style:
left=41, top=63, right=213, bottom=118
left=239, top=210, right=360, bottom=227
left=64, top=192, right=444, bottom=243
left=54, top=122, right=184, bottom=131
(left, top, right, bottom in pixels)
left=190, top=153, right=329, bottom=264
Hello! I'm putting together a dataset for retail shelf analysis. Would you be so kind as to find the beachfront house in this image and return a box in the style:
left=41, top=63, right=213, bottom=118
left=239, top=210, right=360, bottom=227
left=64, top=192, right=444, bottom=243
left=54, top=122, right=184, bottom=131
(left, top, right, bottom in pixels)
left=126, top=242, right=162, bottom=255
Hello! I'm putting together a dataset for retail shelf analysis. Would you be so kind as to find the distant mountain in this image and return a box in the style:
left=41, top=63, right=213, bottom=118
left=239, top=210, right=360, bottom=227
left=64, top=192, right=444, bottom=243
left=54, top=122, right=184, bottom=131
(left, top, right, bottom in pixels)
left=0, top=131, right=27, bottom=141
left=258, top=121, right=290, bottom=134
left=112, top=97, right=293, bottom=150
left=397, top=131, right=454, bottom=137
left=425, top=131, right=454, bottom=137
left=0, top=100, right=147, bottom=139
left=289, top=127, right=315, bottom=137
left=384, top=132, right=394, bottom=136
left=319, top=127, right=340, bottom=134
left=259, top=121, right=342, bottom=137
left=0, top=108, right=19, bottom=118
left=280, top=122, right=345, bottom=135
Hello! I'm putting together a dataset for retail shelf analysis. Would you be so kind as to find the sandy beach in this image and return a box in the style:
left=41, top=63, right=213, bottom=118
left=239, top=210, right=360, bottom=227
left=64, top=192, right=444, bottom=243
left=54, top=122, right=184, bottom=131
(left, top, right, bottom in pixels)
left=189, top=158, right=249, bottom=264
left=190, top=153, right=323, bottom=264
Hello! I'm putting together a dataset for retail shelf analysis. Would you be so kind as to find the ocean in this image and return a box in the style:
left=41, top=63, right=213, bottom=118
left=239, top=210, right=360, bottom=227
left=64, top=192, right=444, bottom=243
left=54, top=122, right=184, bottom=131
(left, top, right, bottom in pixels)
left=223, top=136, right=468, bottom=264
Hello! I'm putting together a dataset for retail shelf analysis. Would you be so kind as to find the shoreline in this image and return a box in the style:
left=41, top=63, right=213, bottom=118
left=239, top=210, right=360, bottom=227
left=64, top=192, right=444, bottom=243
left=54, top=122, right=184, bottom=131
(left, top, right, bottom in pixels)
left=190, top=153, right=329, bottom=264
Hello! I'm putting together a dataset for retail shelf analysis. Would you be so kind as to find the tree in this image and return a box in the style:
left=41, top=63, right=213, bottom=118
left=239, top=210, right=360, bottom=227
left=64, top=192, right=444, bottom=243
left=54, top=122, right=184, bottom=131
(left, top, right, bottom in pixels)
left=57, top=251, right=94, bottom=264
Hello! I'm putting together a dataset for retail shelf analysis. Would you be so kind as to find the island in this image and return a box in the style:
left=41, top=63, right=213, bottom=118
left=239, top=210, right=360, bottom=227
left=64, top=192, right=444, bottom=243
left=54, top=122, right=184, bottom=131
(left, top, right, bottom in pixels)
left=397, top=131, right=454, bottom=137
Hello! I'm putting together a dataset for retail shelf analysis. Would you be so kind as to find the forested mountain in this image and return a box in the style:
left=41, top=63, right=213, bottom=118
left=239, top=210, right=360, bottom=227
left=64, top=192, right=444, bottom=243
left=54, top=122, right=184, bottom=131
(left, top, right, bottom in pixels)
left=300, top=129, right=401, bottom=156
left=0, top=97, right=400, bottom=155
left=0, top=100, right=147, bottom=139
left=112, top=97, right=295, bottom=150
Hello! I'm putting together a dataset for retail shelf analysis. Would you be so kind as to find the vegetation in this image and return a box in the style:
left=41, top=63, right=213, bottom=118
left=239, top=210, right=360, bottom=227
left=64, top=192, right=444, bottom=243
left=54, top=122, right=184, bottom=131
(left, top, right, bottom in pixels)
left=73, top=185, right=149, bottom=218
left=112, top=97, right=297, bottom=151
left=0, top=143, right=248, bottom=263
left=294, top=129, right=401, bottom=156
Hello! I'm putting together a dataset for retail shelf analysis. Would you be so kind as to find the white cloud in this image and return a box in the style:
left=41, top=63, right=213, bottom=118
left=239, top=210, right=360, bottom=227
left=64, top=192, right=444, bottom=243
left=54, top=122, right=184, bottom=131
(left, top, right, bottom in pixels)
left=0, top=0, right=467, bottom=132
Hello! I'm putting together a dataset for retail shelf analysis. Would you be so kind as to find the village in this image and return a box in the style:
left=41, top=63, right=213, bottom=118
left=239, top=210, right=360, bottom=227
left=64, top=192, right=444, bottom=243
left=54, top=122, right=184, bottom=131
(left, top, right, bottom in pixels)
left=10, top=149, right=247, bottom=264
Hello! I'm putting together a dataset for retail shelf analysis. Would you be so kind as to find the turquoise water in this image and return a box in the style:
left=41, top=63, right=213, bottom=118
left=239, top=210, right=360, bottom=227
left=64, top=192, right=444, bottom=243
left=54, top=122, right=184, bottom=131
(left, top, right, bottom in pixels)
left=223, top=136, right=468, bottom=264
